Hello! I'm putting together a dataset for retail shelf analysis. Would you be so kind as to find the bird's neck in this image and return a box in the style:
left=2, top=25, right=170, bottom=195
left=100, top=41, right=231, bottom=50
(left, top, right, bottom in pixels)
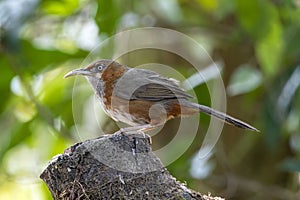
left=86, top=76, right=104, bottom=98
left=101, top=63, right=128, bottom=82
left=100, top=64, right=128, bottom=98
left=86, top=63, right=129, bottom=106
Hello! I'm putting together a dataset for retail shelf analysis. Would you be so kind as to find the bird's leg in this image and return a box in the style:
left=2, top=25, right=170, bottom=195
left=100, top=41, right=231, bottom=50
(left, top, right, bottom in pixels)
left=119, top=124, right=152, bottom=134
left=117, top=125, right=152, bottom=144
left=117, top=123, right=163, bottom=144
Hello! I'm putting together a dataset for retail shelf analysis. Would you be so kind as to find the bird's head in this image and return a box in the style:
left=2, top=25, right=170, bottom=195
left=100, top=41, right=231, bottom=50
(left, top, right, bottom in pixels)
left=64, top=60, right=115, bottom=79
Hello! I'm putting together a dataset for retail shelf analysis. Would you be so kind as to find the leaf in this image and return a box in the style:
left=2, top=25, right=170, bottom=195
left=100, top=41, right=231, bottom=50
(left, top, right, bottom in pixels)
left=235, top=0, right=275, bottom=40
left=227, top=64, right=262, bottom=96
left=21, top=39, right=87, bottom=73
left=235, top=0, right=283, bottom=77
left=256, top=22, right=283, bottom=77
left=41, top=0, right=80, bottom=16
left=95, top=0, right=121, bottom=35
left=196, top=0, right=218, bottom=12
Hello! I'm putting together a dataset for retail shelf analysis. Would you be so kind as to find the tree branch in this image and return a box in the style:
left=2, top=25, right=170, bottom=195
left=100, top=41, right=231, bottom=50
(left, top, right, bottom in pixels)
left=40, top=132, right=223, bottom=200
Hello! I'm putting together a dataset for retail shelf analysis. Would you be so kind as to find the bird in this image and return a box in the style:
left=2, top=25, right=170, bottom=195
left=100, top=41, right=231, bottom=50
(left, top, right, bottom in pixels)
left=64, top=59, right=259, bottom=133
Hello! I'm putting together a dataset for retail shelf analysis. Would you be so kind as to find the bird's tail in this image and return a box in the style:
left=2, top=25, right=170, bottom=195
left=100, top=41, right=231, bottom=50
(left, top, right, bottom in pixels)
left=189, top=102, right=259, bottom=132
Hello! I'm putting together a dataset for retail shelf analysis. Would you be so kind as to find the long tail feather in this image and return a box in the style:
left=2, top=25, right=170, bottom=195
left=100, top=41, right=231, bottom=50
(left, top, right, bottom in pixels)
left=192, top=103, right=259, bottom=132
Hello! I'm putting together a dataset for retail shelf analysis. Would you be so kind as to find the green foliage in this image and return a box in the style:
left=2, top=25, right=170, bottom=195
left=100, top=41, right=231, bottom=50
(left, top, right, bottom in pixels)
left=236, top=0, right=276, bottom=40
left=41, top=0, right=80, bottom=16
left=96, top=0, right=122, bottom=35
left=236, top=0, right=283, bottom=77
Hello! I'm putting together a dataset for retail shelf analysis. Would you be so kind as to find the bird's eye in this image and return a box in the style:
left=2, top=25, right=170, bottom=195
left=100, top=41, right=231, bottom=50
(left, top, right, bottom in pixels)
left=97, top=64, right=105, bottom=71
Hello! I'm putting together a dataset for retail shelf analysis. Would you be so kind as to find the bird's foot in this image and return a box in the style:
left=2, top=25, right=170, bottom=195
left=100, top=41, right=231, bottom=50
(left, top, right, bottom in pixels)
left=116, top=127, right=152, bottom=145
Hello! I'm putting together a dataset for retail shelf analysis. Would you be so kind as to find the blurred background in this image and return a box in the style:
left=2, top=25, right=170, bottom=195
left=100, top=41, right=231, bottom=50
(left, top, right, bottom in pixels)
left=1, top=0, right=300, bottom=199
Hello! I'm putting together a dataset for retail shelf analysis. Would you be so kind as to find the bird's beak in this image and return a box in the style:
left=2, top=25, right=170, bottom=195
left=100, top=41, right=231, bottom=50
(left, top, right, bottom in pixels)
left=64, top=68, right=92, bottom=78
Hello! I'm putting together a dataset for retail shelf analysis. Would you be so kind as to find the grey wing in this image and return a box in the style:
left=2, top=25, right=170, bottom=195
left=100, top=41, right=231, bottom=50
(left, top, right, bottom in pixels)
left=113, top=68, right=193, bottom=101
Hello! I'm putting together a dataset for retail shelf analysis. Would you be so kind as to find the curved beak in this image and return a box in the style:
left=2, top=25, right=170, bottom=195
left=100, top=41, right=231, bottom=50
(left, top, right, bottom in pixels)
left=64, top=68, right=92, bottom=78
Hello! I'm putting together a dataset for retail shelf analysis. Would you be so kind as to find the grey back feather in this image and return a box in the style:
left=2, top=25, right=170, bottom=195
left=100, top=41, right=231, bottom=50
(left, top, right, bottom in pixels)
left=112, top=68, right=193, bottom=101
